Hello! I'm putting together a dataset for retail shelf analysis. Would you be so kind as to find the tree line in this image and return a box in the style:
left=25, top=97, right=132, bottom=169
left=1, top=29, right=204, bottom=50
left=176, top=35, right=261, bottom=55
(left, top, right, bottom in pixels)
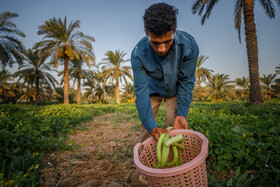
left=0, top=12, right=132, bottom=105
left=194, top=55, right=280, bottom=102
left=0, top=8, right=279, bottom=105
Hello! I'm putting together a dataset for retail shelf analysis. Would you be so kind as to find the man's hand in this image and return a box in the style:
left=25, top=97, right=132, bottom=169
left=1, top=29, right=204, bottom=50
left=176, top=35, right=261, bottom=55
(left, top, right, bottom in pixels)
left=173, top=116, right=188, bottom=129
left=150, top=127, right=169, bottom=142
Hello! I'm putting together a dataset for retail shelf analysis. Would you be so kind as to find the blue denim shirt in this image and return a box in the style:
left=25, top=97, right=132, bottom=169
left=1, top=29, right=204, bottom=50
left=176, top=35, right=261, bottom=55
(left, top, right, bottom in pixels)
left=131, top=30, right=199, bottom=133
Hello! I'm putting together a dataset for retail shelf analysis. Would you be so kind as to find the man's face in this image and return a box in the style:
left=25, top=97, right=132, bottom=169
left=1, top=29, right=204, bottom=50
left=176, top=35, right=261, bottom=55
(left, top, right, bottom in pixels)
left=146, top=31, right=175, bottom=57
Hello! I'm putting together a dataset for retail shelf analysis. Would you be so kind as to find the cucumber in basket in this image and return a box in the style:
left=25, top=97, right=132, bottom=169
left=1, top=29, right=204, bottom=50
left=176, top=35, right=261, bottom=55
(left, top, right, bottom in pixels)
left=154, top=130, right=184, bottom=168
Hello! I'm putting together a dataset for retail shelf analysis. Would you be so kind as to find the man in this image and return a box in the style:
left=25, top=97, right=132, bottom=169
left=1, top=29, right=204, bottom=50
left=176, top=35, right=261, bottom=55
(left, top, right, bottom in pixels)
left=131, top=2, right=199, bottom=142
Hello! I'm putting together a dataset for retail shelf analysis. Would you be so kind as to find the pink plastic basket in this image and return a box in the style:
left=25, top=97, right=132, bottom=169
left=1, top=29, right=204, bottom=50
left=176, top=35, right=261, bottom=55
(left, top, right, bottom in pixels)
left=133, top=129, right=209, bottom=187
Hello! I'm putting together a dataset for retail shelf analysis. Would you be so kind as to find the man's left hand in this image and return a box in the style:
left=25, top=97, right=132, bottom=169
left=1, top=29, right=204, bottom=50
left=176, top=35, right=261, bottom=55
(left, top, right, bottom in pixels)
left=173, top=116, right=188, bottom=129
left=150, top=127, right=170, bottom=142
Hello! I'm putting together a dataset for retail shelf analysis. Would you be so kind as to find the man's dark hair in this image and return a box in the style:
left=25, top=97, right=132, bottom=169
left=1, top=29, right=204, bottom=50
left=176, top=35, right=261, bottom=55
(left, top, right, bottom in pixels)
left=143, top=3, right=178, bottom=36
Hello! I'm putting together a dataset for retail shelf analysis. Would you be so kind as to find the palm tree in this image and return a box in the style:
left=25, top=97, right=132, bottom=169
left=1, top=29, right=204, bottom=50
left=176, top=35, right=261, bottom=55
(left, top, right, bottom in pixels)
left=195, top=55, right=213, bottom=101
left=196, top=55, right=213, bottom=87
left=40, top=82, right=54, bottom=101
left=83, top=70, right=96, bottom=103
left=104, top=84, right=116, bottom=102
left=19, top=86, right=36, bottom=103
left=276, top=65, right=280, bottom=74
left=276, top=65, right=280, bottom=83
left=52, top=87, right=64, bottom=103
left=208, top=73, right=234, bottom=101
left=275, top=65, right=280, bottom=87
left=192, top=0, right=280, bottom=105
left=52, top=87, right=75, bottom=103
left=235, top=77, right=250, bottom=100
left=68, top=58, right=91, bottom=104
left=272, top=66, right=280, bottom=97
left=14, top=49, right=58, bottom=105
left=35, top=17, right=95, bottom=104
left=0, top=11, right=25, bottom=69
left=83, top=70, right=106, bottom=103
left=98, top=50, right=133, bottom=104
left=121, top=82, right=135, bottom=101
left=260, top=73, right=277, bottom=100
left=92, top=70, right=106, bottom=103
left=0, top=70, right=13, bottom=97
left=0, top=70, right=22, bottom=102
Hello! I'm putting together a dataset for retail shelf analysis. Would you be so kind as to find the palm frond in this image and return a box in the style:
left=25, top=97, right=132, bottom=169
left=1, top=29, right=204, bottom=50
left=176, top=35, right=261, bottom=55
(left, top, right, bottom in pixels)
left=258, top=0, right=275, bottom=18
left=0, top=12, right=26, bottom=69
left=234, top=0, right=243, bottom=43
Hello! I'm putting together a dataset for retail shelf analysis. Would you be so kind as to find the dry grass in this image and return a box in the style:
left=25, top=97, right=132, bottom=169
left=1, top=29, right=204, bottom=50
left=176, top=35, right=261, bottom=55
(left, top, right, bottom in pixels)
left=39, top=113, right=140, bottom=187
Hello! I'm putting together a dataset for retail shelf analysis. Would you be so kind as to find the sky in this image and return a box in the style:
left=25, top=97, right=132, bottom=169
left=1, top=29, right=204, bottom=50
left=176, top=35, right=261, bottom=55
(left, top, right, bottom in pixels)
left=1, top=0, right=280, bottom=82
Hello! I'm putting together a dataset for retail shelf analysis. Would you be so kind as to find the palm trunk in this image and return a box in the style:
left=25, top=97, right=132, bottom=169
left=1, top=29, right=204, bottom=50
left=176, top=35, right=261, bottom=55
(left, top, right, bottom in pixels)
left=64, top=57, right=70, bottom=104
left=243, top=0, right=263, bottom=105
left=35, top=76, right=40, bottom=105
left=98, top=95, right=102, bottom=103
left=116, top=79, right=120, bottom=104
left=30, top=96, right=34, bottom=103
left=77, top=78, right=81, bottom=104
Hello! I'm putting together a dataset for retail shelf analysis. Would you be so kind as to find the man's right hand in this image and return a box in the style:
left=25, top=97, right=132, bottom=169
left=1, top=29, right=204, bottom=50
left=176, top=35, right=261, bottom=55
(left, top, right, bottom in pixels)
left=150, top=127, right=170, bottom=142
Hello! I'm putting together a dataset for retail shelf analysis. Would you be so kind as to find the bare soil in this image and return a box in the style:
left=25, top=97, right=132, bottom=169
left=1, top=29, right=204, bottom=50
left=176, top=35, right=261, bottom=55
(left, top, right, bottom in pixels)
left=39, top=113, right=143, bottom=187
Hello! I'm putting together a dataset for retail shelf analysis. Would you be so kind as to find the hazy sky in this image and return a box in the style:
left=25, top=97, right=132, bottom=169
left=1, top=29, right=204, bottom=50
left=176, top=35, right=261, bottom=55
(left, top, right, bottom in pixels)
left=1, top=0, right=280, bottom=81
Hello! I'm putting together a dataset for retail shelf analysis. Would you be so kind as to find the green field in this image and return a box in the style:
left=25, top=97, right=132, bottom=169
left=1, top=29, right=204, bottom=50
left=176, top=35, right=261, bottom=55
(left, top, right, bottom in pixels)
left=0, top=101, right=279, bottom=186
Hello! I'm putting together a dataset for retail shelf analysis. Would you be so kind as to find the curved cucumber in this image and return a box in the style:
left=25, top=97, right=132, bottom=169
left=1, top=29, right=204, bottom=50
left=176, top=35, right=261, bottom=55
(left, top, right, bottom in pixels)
left=160, top=134, right=170, bottom=168
left=178, top=152, right=183, bottom=166
left=156, top=133, right=167, bottom=163
left=164, top=134, right=184, bottom=147
left=174, top=142, right=184, bottom=150
left=166, top=145, right=178, bottom=167
left=153, top=162, right=160, bottom=168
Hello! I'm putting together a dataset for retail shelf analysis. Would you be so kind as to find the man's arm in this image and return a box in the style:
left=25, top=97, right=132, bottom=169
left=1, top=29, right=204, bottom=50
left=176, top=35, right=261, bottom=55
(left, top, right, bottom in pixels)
left=176, top=39, right=199, bottom=122
left=131, top=52, right=158, bottom=133
left=131, top=51, right=170, bottom=141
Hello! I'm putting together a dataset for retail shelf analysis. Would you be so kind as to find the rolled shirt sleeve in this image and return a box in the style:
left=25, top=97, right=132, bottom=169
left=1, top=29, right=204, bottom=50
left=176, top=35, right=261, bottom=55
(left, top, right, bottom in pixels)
left=131, top=52, right=158, bottom=133
left=177, top=39, right=199, bottom=117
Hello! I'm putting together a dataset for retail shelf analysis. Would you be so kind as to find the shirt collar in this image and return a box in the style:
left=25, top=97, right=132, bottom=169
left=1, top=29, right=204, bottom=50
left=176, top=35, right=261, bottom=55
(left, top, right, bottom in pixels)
left=174, top=31, right=183, bottom=46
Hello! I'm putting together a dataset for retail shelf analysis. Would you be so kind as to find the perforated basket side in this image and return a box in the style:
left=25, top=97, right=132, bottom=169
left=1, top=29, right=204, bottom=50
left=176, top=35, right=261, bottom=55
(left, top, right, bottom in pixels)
left=181, top=133, right=203, bottom=164
left=145, top=160, right=208, bottom=187
left=138, top=138, right=158, bottom=168
left=133, top=129, right=209, bottom=180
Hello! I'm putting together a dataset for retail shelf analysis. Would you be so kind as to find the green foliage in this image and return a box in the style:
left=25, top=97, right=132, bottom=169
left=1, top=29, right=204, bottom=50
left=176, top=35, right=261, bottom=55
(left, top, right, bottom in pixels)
left=1, top=101, right=279, bottom=186
left=155, top=101, right=280, bottom=186
left=208, top=167, right=253, bottom=187
left=0, top=103, right=137, bottom=186
left=0, top=150, right=42, bottom=186
left=187, top=101, right=280, bottom=186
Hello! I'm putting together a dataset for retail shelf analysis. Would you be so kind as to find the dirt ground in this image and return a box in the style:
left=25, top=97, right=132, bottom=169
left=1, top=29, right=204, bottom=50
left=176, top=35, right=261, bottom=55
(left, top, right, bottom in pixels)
left=39, top=113, right=145, bottom=187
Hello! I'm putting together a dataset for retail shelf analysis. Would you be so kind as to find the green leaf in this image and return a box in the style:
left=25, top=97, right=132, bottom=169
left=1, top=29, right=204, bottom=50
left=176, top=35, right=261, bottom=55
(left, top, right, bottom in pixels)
left=244, top=177, right=254, bottom=185
left=226, top=178, right=233, bottom=187
left=232, top=125, right=244, bottom=134
left=237, top=172, right=248, bottom=184
left=0, top=172, right=4, bottom=179
left=235, top=167, right=241, bottom=177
